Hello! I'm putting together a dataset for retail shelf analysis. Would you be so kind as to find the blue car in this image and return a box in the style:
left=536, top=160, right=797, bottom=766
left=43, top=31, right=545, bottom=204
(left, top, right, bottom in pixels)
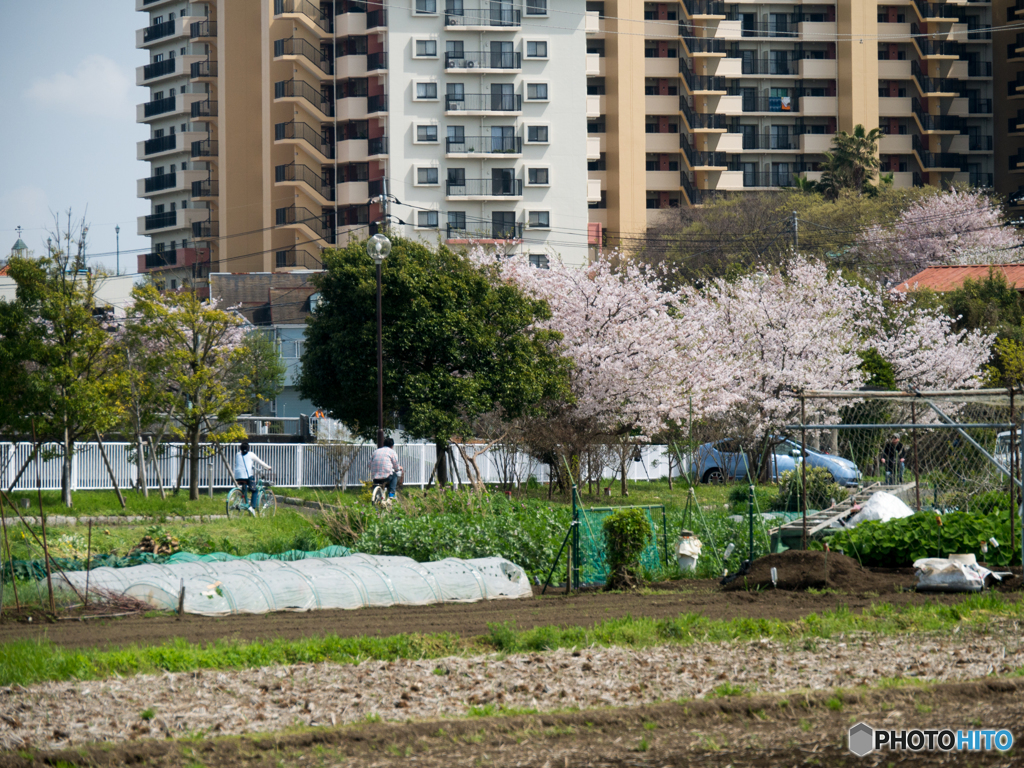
left=693, top=437, right=862, bottom=487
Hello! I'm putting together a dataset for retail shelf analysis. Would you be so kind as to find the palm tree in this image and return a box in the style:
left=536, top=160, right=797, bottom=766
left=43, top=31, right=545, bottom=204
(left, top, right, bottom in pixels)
left=805, top=125, right=882, bottom=199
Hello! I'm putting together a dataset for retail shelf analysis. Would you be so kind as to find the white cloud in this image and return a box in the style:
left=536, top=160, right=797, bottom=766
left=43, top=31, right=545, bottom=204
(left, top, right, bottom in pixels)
left=24, top=55, right=134, bottom=118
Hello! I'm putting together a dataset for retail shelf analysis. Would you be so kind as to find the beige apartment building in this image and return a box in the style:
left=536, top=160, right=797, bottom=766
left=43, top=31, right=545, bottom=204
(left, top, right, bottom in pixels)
left=586, top=0, right=1004, bottom=247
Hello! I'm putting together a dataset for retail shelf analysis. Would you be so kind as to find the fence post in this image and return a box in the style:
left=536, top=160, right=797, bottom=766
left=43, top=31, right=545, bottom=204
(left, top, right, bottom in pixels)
left=5, top=445, right=12, bottom=491
left=296, top=444, right=303, bottom=488
left=71, top=443, right=79, bottom=492
left=420, top=444, right=426, bottom=489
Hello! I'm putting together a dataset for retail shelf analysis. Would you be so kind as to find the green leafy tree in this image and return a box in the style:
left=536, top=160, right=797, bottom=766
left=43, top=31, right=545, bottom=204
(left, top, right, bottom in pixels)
left=815, top=125, right=883, bottom=199
left=298, top=236, right=570, bottom=486
left=228, top=331, right=287, bottom=414
left=942, top=269, right=1024, bottom=384
left=128, top=285, right=247, bottom=500
left=0, top=219, right=122, bottom=507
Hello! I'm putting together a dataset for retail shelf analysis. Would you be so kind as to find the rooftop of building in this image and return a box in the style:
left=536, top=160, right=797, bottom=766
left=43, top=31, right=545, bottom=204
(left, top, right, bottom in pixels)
left=209, top=271, right=322, bottom=326
left=894, top=265, right=1024, bottom=294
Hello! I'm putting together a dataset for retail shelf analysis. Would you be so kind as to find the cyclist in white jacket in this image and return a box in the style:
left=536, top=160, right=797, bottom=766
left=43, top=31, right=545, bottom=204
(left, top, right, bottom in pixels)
left=234, top=441, right=271, bottom=513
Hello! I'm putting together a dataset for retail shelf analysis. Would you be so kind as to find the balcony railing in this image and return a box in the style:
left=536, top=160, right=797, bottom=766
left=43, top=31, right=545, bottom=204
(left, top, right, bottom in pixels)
left=445, top=5, right=522, bottom=27
left=679, top=140, right=726, bottom=167
left=446, top=135, right=522, bottom=154
left=366, top=9, right=388, bottom=27
left=274, top=79, right=334, bottom=116
left=191, top=179, right=218, bottom=197
left=970, top=172, right=994, bottom=187
left=912, top=98, right=963, bottom=131
left=191, top=99, right=217, bottom=118
left=446, top=93, right=522, bottom=111
left=368, top=136, right=389, bottom=155
left=274, top=121, right=335, bottom=158
left=192, top=220, right=219, bottom=239
left=1010, top=79, right=1024, bottom=95
left=445, top=51, right=522, bottom=69
left=741, top=21, right=796, bottom=38
left=276, top=206, right=334, bottom=243
left=144, top=134, right=177, bottom=155
left=143, top=19, right=176, bottom=43
left=274, top=0, right=333, bottom=33
left=682, top=0, right=724, bottom=16
left=1012, top=155, right=1024, bottom=172
left=446, top=178, right=523, bottom=196
left=968, top=61, right=993, bottom=77
left=368, top=179, right=384, bottom=198
left=367, top=94, right=388, bottom=113
left=679, top=24, right=725, bottom=52
left=737, top=170, right=796, bottom=187
left=190, top=20, right=216, bottom=38
left=191, top=138, right=218, bottom=158
left=275, top=248, right=323, bottom=268
left=969, top=99, right=993, bottom=114
left=911, top=24, right=964, bottom=57
left=679, top=63, right=726, bottom=91
left=144, top=96, right=177, bottom=117
left=366, top=51, right=388, bottom=71
left=741, top=94, right=799, bottom=113
left=144, top=173, right=177, bottom=193
left=967, top=29, right=992, bottom=40
left=739, top=132, right=796, bottom=150
left=145, top=250, right=177, bottom=269
left=143, top=58, right=177, bottom=80
left=190, top=58, right=217, bottom=78
left=446, top=223, right=524, bottom=240
left=912, top=0, right=964, bottom=20
left=911, top=60, right=963, bottom=94
left=145, top=211, right=178, bottom=230
left=679, top=96, right=727, bottom=129
left=969, top=135, right=993, bottom=150
left=274, top=37, right=333, bottom=75
left=739, top=57, right=797, bottom=75
left=275, top=163, right=335, bottom=201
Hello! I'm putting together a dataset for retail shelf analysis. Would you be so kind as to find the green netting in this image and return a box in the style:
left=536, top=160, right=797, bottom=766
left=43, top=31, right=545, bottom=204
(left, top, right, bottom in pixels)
left=577, top=506, right=667, bottom=586
left=166, top=546, right=351, bottom=563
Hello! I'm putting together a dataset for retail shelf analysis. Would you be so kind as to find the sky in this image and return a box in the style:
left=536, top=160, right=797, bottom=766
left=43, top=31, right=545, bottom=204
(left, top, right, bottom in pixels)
left=0, top=1, right=150, bottom=276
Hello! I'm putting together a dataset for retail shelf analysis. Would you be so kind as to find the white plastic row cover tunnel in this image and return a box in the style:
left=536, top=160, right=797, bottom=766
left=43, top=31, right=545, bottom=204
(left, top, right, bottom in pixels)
left=54, top=554, right=532, bottom=615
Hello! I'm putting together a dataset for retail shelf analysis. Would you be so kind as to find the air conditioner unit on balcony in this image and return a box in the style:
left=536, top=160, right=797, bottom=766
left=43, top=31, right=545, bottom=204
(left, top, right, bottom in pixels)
left=466, top=60, right=475, bottom=68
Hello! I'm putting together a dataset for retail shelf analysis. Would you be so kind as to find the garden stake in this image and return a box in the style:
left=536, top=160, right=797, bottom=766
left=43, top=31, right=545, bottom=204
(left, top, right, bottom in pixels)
left=748, top=484, right=755, bottom=566
left=936, top=514, right=943, bottom=558
left=1011, top=389, right=1016, bottom=565
left=85, top=521, right=92, bottom=610
left=911, top=403, right=921, bottom=511
left=31, top=421, right=55, bottom=614
left=800, top=394, right=808, bottom=550
left=0, top=494, right=18, bottom=612
left=824, top=543, right=829, bottom=585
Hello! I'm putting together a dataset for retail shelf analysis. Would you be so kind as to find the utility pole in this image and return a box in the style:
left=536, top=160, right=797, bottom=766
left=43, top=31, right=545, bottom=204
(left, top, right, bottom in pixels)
left=381, top=177, right=389, bottom=227
left=791, top=210, right=798, bottom=251
left=115, top=225, right=120, bottom=276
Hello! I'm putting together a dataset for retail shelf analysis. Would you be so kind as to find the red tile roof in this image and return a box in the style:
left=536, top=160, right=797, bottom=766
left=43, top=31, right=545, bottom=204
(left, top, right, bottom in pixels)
left=894, top=264, right=1024, bottom=293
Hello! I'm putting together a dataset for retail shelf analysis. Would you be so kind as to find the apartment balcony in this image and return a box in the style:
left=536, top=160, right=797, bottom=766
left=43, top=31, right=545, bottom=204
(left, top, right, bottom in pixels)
left=366, top=52, right=388, bottom=72
left=139, top=169, right=205, bottom=197
left=139, top=133, right=175, bottom=158
left=274, top=37, right=333, bottom=78
left=276, top=206, right=335, bottom=243
left=445, top=51, right=522, bottom=71
left=879, top=133, right=913, bottom=153
left=646, top=170, right=681, bottom=191
left=138, top=55, right=196, bottom=85
left=1009, top=112, right=1024, bottom=134
left=587, top=136, right=602, bottom=159
left=337, top=53, right=368, bottom=79
left=585, top=53, right=603, bottom=76
left=738, top=133, right=797, bottom=151
left=800, top=133, right=836, bottom=153
left=644, top=57, right=678, bottom=79
left=1010, top=79, right=1024, bottom=98
left=969, top=172, right=993, bottom=187
left=679, top=64, right=727, bottom=94
left=680, top=97, right=728, bottom=131
left=367, top=9, right=388, bottom=29
left=143, top=249, right=178, bottom=270
left=585, top=10, right=603, bottom=36
left=969, top=99, right=993, bottom=115
left=446, top=135, right=522, bottom=157
left=274, top=79, right=334, bottom=118
left=367, top=94, right=388, bottom=115
left=797, top=21, right=837, bottom=38
left=191, top=179, right=218, bottom=200
left=273, top=0, right=333, bottom=36
left=910, top=25, right=964, bottom=58
left=446, top=177, right=523, bottom=199
left=137, top=0, right=184, bottom=9
left=911, top=61, right=962, bottom=96
left=645, top=94, right=679, bottom=114
left=338, top=181, right=370, bottom=206
left=878, top=60, right=911, bottom=80
left=587, top=178, right=603, bottom=201
left=740, top=22, right=797, bottom=38
left=912, top=98, right=963, bottom=133
left=740, top=58, right=798, bottom=76
left=190, top=58, right=217, bottom=80
left=680, top=139, right=727, bottom=168
left=190, top=138, right=219, bottom=160
left=368, top=136, right=388, bottom=157
left=445, top=93, right=522, bottom=115
left=140, top=93, right=205, bottom=123
left=192, top=219, right=219, bottom=240
left=445, top=223, right=524, bottom=243
left=910, top=0, right=964, bottom=22
left=736, top=170, right=797, bottom=188
left=741, top=95, right=800, bottom=113
left=586, top=94, right=603, bottom=118
left=190, top=99, right=217, bottom=120
left=336, top=138, right=367, bottom=163
left=879, top=96, right=912, bottom=117
left=1010, top=151, right=1024, bottom=172
left=337, top=96, right=368, bottom=120
left=914, top=150, right=965, bottom=172
left=646, top=132, right=679, bottom=153
left=275, top=248, right=324, bottom=269
left=968, top=60, right=992, bottom=77
left=680, top=29, right=726, bottom=56
left=138, top=18, right=178, bottom=47
left=336, top=9, right=367, bottom=36
left=275, top=163, right=335, bottom=203
left=189, top=20, right=216, bottom=40
left=139, top=208, right=204, bottom=235
left=275, top=120, right=335, bottom=161
left=444, top=5, right=521, bottom=29
left=681, top=0, right=726, bottom=20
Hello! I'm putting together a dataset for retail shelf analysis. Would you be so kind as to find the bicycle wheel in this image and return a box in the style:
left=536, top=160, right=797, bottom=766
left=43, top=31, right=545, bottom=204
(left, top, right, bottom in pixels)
left=258, top=489, right=277, bottom=517
left=226, top=488, right=248, bottom=517
left=371, top=484, right=387, bottom=508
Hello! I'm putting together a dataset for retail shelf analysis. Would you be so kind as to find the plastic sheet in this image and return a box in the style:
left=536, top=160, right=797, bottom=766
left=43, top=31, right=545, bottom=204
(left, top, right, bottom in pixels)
left=56, top=554, right=532, bottom=615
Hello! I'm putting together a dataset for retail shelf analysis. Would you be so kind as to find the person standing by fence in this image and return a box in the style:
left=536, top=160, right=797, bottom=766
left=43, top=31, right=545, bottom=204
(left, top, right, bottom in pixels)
left=234, top=441, right=271, bottom=513
left=881, top=434, right=906, bottom=484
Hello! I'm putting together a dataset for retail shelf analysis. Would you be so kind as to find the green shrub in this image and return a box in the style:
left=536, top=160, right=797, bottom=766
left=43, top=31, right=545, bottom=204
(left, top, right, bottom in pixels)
left=827, top=510, right=1016, bottom=567
left=776, top=467, right=848, bottom=511
left=603, top=508, right=652, bottom=589
left=728, top=484, right=778, bottom=513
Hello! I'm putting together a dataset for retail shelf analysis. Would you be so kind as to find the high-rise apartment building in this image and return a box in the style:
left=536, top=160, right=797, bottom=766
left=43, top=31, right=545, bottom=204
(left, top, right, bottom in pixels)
left=586, top=0, right=999, bottom=244
left=135, top=0, right=590, bottom=289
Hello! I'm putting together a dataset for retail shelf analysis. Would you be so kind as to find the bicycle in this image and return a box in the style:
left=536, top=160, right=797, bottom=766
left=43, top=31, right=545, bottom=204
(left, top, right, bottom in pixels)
left=370, top=477, right=397, bottom=511
left=226, top=471, right=277, bottom=517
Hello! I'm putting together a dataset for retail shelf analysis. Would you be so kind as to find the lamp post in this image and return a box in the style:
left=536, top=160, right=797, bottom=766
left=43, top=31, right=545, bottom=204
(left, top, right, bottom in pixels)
left=367, top=233, right=391, bottom=448
left=115, top=225, right=120, bottom=276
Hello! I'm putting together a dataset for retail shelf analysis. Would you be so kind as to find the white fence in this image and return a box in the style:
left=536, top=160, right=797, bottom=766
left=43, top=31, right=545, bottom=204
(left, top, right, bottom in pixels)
left=0, top=442, right=681, bottom=492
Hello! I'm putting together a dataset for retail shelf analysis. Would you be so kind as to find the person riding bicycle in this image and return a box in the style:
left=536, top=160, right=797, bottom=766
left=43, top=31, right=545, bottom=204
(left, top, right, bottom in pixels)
left=370, top=437, right=402, bottom=499
left=234, top=440, right=272, bottom=514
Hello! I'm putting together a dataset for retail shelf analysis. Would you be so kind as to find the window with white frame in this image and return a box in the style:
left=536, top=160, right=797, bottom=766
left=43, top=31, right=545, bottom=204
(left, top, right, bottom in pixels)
left=526, top=41, right=548, bottom=58
left=528, top=211, right=550, bottom=228
left=415, top=0, right=437, bottom=13
left=527, top=83, right=548, bottom=100
left=417, top=167, right=439, bottom=184
left=528, top=168, right=550, bottom=185
left=415, top=39, right=438, bottom=57
left=416, top=82, right=438, bottom=99
left=417, top=210, right=439, bottom=228
left=527, top=125, right=549, bottom=143
left=416, top=124, right=439, bottom=142
left=526, top=0, right=547, bottom=14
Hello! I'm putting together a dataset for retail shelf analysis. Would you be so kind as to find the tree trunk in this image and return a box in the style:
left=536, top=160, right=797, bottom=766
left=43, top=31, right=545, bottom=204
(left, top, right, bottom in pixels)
left=188, top=430, right=200, bottom=500
left=435, top=439, right=448, bottom=488
left=136, top=435, right=149, bottom=497
left=667, top=451, right=674, bottom=490
left=619, top=454, right=628, bottom=497
left=149, top=438, right=166, bottom=500
left=62, top=428, right=73, bottom=508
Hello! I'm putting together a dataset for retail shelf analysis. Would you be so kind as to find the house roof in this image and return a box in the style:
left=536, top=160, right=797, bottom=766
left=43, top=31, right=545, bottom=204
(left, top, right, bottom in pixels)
left=209, top=272, right=321, bottom=326
left=894, top=264, right=1024, bottom=293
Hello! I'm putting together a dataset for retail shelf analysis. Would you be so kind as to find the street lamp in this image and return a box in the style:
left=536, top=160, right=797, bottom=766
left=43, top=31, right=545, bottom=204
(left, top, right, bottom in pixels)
left=115, top=225, right=120, bottom=276
left=367, top=233, right=391, bottom=448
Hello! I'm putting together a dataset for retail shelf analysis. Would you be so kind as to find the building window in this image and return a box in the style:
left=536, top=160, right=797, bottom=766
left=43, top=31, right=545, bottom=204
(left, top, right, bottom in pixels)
left=526, top=0, right=547, bottom=15
left=448, top=211, right=466, bottom=231
left=529, top=253, right=550, bottom=269
left=418, top=211, right=439, bottom=228
left=527, top=41, right=548, bottom=58
left=415, top=40, right=438, bottom=57
left=415, top=0, right=437, bottom=12
left=416, top=124, right=438, bottom=142
left=527, top=83, right=548, bottom=100
left=527, top=125, right=549, bottom=142
left=528, top=211, right=550, bottom=228
left=416, top=82, right=438, bottom=99
left=528, top=168, right=549, bottom=185
left=417, top=167, right=439, bottom=184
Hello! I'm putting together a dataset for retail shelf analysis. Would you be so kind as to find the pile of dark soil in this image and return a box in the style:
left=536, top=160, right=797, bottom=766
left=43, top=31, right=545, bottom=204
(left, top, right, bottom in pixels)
left=721, top=550, right=903, bottom=593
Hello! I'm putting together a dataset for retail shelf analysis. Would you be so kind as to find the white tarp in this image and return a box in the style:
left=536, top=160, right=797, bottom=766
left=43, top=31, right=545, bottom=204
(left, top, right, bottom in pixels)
left=914, top=556, right=1012, bottom=592
left=55, top=554, right=532, bottom=615
left=838, top=491, right=915, bottom=528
